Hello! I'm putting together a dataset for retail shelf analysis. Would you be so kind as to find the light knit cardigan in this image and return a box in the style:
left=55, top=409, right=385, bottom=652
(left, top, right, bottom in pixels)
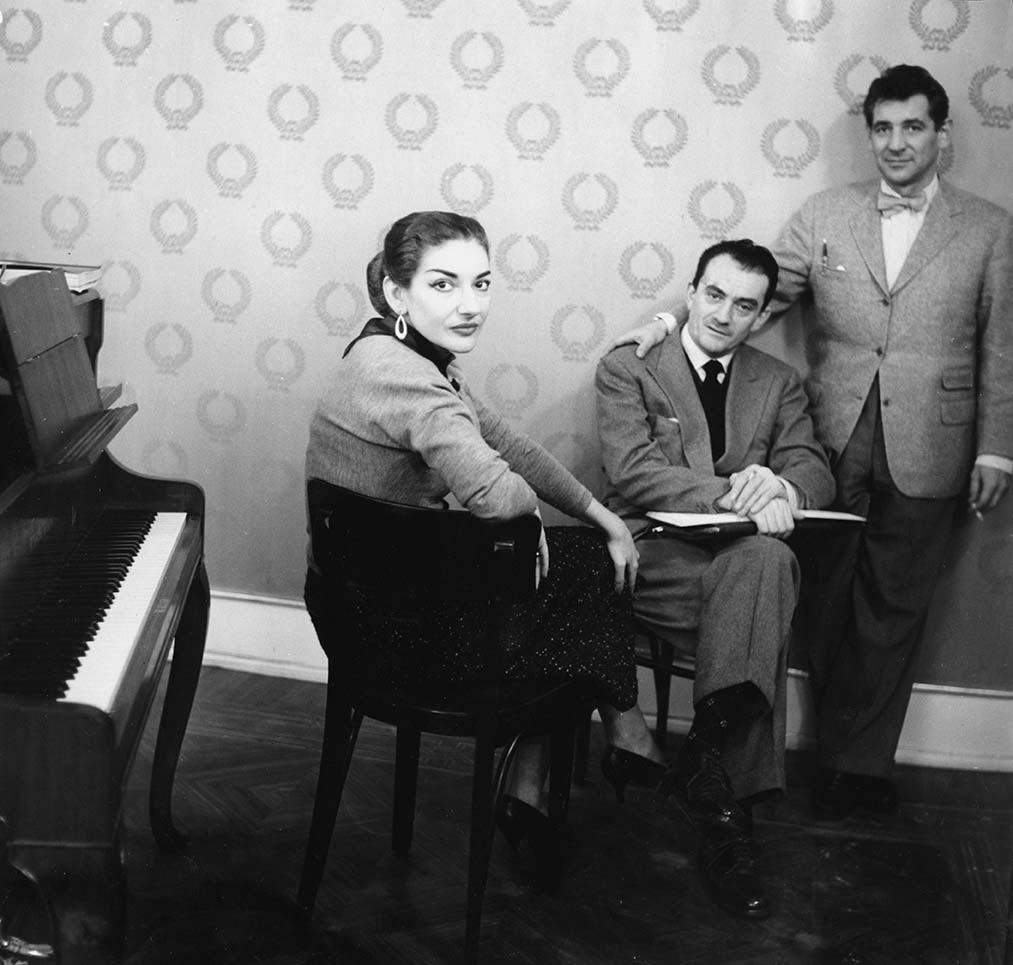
left=305, top=331, right=592, bottom=525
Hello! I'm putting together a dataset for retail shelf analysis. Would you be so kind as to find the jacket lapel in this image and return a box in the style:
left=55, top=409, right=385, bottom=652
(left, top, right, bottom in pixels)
left=891, top=182, right=959, bottom=294
left=849, top=181, right=890, bottom=297
left=645, top=336, right=715, bottom=472
left=718, top=349, right=764, bottom=473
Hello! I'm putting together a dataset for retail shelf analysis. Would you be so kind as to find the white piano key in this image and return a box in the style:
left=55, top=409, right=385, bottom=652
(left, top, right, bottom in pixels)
left=60, top=512, right=188, bottom=713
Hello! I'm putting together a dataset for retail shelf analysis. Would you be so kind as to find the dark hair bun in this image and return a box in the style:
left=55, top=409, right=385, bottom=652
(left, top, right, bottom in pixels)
left=365, top=250, right=392, bottom=317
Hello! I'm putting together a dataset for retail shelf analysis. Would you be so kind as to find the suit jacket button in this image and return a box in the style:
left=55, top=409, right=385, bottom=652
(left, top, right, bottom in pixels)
left=875, top=347, right=884, bottom=357
left=881, top=298, right=890, bottom=306
left=882, top=398, right=891, bottom=407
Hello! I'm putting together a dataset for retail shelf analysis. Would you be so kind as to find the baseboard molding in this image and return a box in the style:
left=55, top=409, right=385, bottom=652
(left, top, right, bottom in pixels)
left=204, top=590, right=1013, bottom=773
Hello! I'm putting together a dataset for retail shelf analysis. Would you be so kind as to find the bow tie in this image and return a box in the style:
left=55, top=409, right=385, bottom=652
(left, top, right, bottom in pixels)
left=877, top=190, right=928, bottom=217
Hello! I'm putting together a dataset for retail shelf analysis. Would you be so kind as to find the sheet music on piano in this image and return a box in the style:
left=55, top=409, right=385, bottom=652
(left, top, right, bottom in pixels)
left=0, top=259, right=104, bottom=292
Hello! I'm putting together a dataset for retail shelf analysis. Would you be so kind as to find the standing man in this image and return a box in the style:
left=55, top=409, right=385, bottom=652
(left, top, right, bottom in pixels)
left=615, top=65, right=1013, bottom=820
left=597, top=239, right=834, bottom=918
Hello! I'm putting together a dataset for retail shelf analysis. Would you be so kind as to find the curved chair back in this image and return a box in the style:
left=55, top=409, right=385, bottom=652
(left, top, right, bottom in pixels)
left=308, top=476, right=540, bottom=610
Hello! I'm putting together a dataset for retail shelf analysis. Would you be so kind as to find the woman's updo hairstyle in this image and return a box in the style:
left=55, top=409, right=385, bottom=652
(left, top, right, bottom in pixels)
left=366, top=210, right=489, bottom=318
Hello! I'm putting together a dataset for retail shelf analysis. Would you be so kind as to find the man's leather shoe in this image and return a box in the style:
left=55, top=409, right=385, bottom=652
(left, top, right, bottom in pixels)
left=664, top=748, right=770, bottom=919
left=665, top=747, right=749, bottom=833
left=698, top=826, right=770, bottom=920
left=811, top=769, right=899, bottom=821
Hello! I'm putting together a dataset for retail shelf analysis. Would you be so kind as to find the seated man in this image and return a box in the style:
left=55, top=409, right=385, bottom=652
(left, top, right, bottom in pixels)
left=595, top=239, right=834, bottom=919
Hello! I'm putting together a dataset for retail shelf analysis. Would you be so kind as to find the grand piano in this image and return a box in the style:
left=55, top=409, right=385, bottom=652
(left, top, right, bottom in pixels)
left=0, top=269, right=209, bottom=963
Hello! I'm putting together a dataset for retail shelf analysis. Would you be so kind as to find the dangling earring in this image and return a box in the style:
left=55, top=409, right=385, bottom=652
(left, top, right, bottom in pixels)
left=394, top=313, right=408, bottom=340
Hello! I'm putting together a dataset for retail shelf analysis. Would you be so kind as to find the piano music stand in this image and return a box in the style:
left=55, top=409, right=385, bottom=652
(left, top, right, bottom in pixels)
left=0, top=269, right=136, bottom=473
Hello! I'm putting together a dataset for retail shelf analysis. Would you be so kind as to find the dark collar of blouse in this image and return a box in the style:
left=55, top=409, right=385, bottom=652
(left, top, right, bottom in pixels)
left=343, top=316, right=457, bottom=384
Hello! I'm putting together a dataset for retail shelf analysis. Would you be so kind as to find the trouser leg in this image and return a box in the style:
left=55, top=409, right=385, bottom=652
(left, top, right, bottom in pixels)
left=816, top=384, right=958, bottom=776
left=634, top=533, right=799, bottom=799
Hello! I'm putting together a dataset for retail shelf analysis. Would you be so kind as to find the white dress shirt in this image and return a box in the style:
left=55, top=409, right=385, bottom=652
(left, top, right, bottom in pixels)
left=680, top=326, right=800, bottom=509
left=880, top=175, right=937, bottom=290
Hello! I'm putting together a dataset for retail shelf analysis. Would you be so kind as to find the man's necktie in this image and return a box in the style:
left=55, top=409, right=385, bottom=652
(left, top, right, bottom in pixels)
left=877, top=190, right=927, bottom=218
left=700, top=359, right=726, bottom=461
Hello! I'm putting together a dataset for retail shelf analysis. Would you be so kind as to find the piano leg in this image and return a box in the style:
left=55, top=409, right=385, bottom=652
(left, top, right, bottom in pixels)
left=149, top=562, right=210, bottom=852
left=7, top=841, right=124, bottom=965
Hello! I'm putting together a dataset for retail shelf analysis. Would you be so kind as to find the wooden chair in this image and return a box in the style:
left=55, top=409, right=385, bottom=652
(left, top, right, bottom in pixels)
left=635, top=626, right=698, bottom=750
left=298, top=479, right=586, bottom=963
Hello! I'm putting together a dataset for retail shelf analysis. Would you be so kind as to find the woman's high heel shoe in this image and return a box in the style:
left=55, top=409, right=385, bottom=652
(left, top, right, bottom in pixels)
left=600, top=745, right=667, bottom=803
left=495, top=795, right=546, bottom=852
left=495, top=795, right=562, bottom=890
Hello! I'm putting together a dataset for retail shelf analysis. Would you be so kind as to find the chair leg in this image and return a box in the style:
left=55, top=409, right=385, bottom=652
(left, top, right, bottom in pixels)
left=464, top=727, right=498, bottom=965
left=392, top=725, right=422, bottom=855
left=298, top=680, right=361, bottom=914
left=572, top=709, right=592, bottom=785
left=649, top=635, right=676, bottom=750
left=492, top=734, right=521, bottom=804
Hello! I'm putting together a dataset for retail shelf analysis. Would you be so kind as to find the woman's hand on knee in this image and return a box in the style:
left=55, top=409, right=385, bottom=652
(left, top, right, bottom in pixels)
left=606, top=522, right=639, bottom=594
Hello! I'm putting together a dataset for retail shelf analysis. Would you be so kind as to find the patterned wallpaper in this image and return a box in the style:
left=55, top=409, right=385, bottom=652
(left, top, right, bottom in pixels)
left=2, top=1, right=1011, bottom=685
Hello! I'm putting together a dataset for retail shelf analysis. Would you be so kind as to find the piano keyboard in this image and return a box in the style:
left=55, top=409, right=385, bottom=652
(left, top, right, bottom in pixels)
left=0, top=510, right=187, bottom=713
left=62, top=511, right=187, bottom=711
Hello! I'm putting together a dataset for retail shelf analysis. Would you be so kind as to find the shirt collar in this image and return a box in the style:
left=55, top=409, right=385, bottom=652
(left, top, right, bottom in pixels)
left=345, top=316, right=456, bottom=377
left=680, top=324, right=735, bottom=377
left=879, top=173, right=939, bottom=207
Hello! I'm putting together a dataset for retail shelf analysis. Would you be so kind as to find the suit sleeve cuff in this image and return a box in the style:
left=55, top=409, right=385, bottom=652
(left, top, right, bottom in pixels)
left=975, top=454, right=1013, bottom=475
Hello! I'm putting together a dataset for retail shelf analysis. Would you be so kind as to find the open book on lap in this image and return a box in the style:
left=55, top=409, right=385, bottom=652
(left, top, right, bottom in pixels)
left=646, top=509, right=865, bottom=540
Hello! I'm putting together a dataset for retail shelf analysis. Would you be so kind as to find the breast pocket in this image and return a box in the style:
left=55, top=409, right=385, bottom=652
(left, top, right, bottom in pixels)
left=647, top=413, right=688, bottom=463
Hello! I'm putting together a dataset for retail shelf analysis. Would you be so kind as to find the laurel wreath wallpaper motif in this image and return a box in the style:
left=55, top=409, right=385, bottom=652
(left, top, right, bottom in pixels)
left=2, top=0, right=1011, bottom=687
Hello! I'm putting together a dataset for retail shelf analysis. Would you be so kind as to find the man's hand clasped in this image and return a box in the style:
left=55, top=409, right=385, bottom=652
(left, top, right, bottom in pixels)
left=716, top=464, right=801, bottom=538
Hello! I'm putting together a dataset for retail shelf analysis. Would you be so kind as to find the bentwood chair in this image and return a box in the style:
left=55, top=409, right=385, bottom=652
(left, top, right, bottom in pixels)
left=298, top=480, right=586, bottom=963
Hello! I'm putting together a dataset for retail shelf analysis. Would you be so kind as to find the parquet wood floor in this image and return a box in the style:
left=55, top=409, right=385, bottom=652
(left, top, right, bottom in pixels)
left=62, top=667, right=1013, bottom=963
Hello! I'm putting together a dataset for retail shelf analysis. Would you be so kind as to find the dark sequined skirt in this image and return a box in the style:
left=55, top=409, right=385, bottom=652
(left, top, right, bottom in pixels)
left=304, top=525, right=638, bottom=710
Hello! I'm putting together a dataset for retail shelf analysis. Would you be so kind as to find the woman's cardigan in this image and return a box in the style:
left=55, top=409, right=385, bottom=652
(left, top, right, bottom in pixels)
left=305, top=328, right=592, bottom=550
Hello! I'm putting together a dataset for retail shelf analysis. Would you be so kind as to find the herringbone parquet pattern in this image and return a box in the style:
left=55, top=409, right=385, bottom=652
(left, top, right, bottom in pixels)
left=100, top=667, right=1013, bottom=964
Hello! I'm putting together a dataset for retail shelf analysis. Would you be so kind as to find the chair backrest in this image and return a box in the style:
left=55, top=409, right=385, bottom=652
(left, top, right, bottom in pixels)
left=307, top=478, right=540, bottom=606
left=306, top=478, right=542, bottom=692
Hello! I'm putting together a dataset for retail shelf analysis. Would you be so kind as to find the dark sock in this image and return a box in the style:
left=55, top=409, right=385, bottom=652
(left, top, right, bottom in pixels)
left=681, top=682, right=768, bottom=763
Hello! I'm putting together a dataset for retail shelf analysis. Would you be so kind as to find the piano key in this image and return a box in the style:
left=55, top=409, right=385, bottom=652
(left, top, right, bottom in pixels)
left=0, top=511, right=155, bottom=691
left=60, top=511, right=188, bottom=712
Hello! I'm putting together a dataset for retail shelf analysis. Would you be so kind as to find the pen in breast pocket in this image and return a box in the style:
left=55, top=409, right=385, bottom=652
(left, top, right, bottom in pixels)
left=821, top=239, right=829, bottom=269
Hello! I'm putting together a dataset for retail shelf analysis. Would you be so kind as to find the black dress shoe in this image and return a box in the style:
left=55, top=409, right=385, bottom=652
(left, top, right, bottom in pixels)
left=811, top=769, right=899, bottom=821
left=495, top=795, right=562, bottom=890
left=495, top=795, right=545, bottom=852
left=664, top=748, right=750, bottom=835
left=698, top=826, right=770, bottom=920
left=663, top=749, right=770, bottom=919
left=600, top=745, right=667, bottom=803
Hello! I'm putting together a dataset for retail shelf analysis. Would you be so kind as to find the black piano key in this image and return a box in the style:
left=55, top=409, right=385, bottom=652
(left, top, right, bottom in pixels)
left=0, top=509, right=156, bottom=699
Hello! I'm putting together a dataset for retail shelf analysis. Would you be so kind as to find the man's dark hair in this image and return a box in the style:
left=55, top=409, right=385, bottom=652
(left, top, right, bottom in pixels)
left=863, top=64, right=949, bottom=129
left=691, top=239, right=779, bottom=310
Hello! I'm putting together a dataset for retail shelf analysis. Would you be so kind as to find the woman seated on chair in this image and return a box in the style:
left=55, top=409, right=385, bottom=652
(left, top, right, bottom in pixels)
left=304, top=210, right=665, bottom=863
